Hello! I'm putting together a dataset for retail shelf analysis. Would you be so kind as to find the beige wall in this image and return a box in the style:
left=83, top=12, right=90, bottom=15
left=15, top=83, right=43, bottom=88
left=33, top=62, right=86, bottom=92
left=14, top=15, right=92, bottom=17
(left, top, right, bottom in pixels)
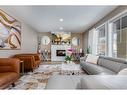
left=71, top=33, right=83, bottom=50
left=0, top=8, right=38, bottom=57
left=37, top=32, right=51, bottom=51
left=82, top=31, right=89, bottom=50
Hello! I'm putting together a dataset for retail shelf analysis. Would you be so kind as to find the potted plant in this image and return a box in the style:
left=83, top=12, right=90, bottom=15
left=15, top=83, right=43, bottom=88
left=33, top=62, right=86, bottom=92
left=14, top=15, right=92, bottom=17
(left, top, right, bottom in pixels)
left=86, top=46, right=91, bottom=54
left=65, top=55, right=72, bottom=63
left=65, top=48, right=73, bottom=63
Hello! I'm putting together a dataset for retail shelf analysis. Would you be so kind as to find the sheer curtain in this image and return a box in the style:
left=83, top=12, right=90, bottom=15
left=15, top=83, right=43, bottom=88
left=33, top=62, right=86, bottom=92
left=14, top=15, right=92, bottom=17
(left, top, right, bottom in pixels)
left=88, top=28, right=98, bottom=55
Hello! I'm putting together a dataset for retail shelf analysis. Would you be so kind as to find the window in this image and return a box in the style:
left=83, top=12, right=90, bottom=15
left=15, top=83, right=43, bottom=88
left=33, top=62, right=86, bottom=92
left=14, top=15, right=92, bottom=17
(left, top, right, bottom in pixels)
left=112, top=19, right=120, bottom=57
left=112, top=14, right=127, bottom=58
left=96, top=24, right=107, bottom=56
left=91, top=10, right=127, bottom=59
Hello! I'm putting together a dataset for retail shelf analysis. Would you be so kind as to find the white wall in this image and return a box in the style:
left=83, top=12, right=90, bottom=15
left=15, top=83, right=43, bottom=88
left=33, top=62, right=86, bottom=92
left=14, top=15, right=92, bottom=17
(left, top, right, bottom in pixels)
left=0, top=8, right=38, bottom=57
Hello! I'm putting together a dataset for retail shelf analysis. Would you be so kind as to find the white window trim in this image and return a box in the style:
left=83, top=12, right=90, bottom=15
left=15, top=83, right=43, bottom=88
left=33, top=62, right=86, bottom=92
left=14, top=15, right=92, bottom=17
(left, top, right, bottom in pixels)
left=108, top=9, right=127, bottom=58
left=109, top=9, right=127, bottom=23
left=88, top=28, right=95, bottom=53
left=88, top=28, right=101, bottom=55
left=107, top=21, right=113, bottom=57
left=95, top=22, right=108, bottom=56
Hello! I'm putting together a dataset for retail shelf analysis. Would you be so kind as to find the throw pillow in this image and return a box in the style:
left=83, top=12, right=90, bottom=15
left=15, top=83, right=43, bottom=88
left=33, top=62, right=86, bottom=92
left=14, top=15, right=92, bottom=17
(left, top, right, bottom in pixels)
left=118, top=68, right=127, bottom=75
left=85, top=54, right=99, bottom=64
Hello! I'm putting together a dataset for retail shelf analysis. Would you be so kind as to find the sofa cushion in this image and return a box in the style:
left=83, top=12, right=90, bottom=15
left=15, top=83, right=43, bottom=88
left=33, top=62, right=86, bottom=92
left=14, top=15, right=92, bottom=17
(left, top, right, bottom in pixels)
left=45, top=75, right=82, bottom=89
left=0, top=72, right=17, bottom=86
left=80, top=75, right=127, bottom=89
left=85, top=62, right=116, bottom=75
left=98, top=56, right=127, bottom=73
left=80, top=76, right=109, bottom=89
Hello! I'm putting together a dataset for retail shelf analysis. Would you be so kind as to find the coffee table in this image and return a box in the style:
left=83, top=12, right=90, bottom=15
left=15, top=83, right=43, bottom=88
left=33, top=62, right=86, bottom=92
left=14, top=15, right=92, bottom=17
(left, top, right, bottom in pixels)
left=60, top=62, right=84, bottom=75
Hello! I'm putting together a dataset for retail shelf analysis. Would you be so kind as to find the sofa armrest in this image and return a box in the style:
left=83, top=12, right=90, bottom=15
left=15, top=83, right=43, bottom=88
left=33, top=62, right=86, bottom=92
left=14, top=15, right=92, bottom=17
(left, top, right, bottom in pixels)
left=32, top=54, right=41, bottom=61
left=0, top=58, right=20, bottom=74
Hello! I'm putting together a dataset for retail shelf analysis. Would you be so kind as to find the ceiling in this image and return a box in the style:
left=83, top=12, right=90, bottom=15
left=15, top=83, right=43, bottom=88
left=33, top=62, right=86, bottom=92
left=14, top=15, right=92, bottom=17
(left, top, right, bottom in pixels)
left=1, top=6, right=117, bottom=33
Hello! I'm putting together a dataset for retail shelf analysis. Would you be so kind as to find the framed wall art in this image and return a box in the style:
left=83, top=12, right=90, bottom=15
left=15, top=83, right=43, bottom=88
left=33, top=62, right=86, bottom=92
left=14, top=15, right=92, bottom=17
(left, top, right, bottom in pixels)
left=0, top=9, right=21, bottom=50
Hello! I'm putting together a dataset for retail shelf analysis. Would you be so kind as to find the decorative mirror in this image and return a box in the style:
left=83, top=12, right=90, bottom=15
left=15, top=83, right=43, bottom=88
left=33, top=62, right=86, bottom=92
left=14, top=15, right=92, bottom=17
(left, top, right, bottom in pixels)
left=72, top=37, right=80, bottom=46
left=41, top=36, right=50, bottom=45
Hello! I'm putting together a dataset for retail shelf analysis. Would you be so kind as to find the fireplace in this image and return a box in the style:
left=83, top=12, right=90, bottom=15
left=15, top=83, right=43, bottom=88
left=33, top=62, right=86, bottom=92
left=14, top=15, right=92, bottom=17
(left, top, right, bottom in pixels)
left=51, top=45, right=71, bottom=61
left=56, top=50, right=66, bottom=56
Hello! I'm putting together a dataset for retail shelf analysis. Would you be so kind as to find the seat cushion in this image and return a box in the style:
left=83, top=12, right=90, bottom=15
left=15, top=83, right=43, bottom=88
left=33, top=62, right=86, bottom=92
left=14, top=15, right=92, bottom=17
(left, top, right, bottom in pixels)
left=81, top=76, right=109, bottom=89
left=0, top=72, right=17, bottom=86
left=81, top=75, right=127, bottom=89
left=45, top=75, right=82, bottom=89
left=85, top=62, right=116, bottom=75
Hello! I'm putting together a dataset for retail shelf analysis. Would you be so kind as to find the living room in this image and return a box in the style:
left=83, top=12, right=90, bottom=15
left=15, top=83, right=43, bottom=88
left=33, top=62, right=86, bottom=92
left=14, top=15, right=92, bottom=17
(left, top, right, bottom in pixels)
left=1, top=2, right=127, bottom=94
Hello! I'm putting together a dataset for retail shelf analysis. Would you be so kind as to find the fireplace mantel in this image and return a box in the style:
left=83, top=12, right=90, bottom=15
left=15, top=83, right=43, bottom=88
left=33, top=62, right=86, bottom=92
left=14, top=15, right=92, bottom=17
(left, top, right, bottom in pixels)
left=51, top=45, right=71, bottom=61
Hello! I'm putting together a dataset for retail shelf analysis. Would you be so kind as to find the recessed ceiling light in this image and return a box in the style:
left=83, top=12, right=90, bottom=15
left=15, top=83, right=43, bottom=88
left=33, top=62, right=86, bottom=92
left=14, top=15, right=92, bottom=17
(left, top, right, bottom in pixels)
left=59, top=18, right=63, bottom=22
left=60, top=27, right=63, bottom=30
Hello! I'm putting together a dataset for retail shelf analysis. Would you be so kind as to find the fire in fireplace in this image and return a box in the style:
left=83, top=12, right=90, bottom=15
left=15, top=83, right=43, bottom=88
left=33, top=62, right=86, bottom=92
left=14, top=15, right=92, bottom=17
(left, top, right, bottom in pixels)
left=56, top=50, right=66, bottom=56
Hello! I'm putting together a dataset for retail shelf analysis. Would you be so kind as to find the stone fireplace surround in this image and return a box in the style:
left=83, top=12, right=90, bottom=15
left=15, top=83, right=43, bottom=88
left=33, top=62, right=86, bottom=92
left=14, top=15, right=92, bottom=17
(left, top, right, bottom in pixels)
left=51, top=45, right=71, bottom=61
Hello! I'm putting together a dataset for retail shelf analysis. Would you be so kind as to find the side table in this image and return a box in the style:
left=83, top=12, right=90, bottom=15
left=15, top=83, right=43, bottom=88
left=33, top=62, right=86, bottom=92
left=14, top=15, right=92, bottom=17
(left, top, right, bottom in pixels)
left=20, top=61, right=24, bottom=76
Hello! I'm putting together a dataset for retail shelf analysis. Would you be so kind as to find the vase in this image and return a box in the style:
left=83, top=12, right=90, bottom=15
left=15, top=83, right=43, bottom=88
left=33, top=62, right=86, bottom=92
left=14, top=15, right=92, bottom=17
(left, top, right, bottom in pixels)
left=66, top=61, right=69, bottom=64
left=66, top=61, right=72, bottom=64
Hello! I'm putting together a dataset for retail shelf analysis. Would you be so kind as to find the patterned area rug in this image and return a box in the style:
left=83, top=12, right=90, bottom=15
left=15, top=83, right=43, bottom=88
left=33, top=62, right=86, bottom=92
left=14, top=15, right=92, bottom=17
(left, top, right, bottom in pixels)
left=7, top=64, right=85, bottom=90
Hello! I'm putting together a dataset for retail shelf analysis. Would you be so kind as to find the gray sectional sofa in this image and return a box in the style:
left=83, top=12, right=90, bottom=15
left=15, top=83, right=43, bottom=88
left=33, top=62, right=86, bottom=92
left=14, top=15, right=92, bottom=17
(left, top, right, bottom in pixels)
left=46, top=56, right=127, bottom=89
left=80, top=56, right=127, bottom=75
